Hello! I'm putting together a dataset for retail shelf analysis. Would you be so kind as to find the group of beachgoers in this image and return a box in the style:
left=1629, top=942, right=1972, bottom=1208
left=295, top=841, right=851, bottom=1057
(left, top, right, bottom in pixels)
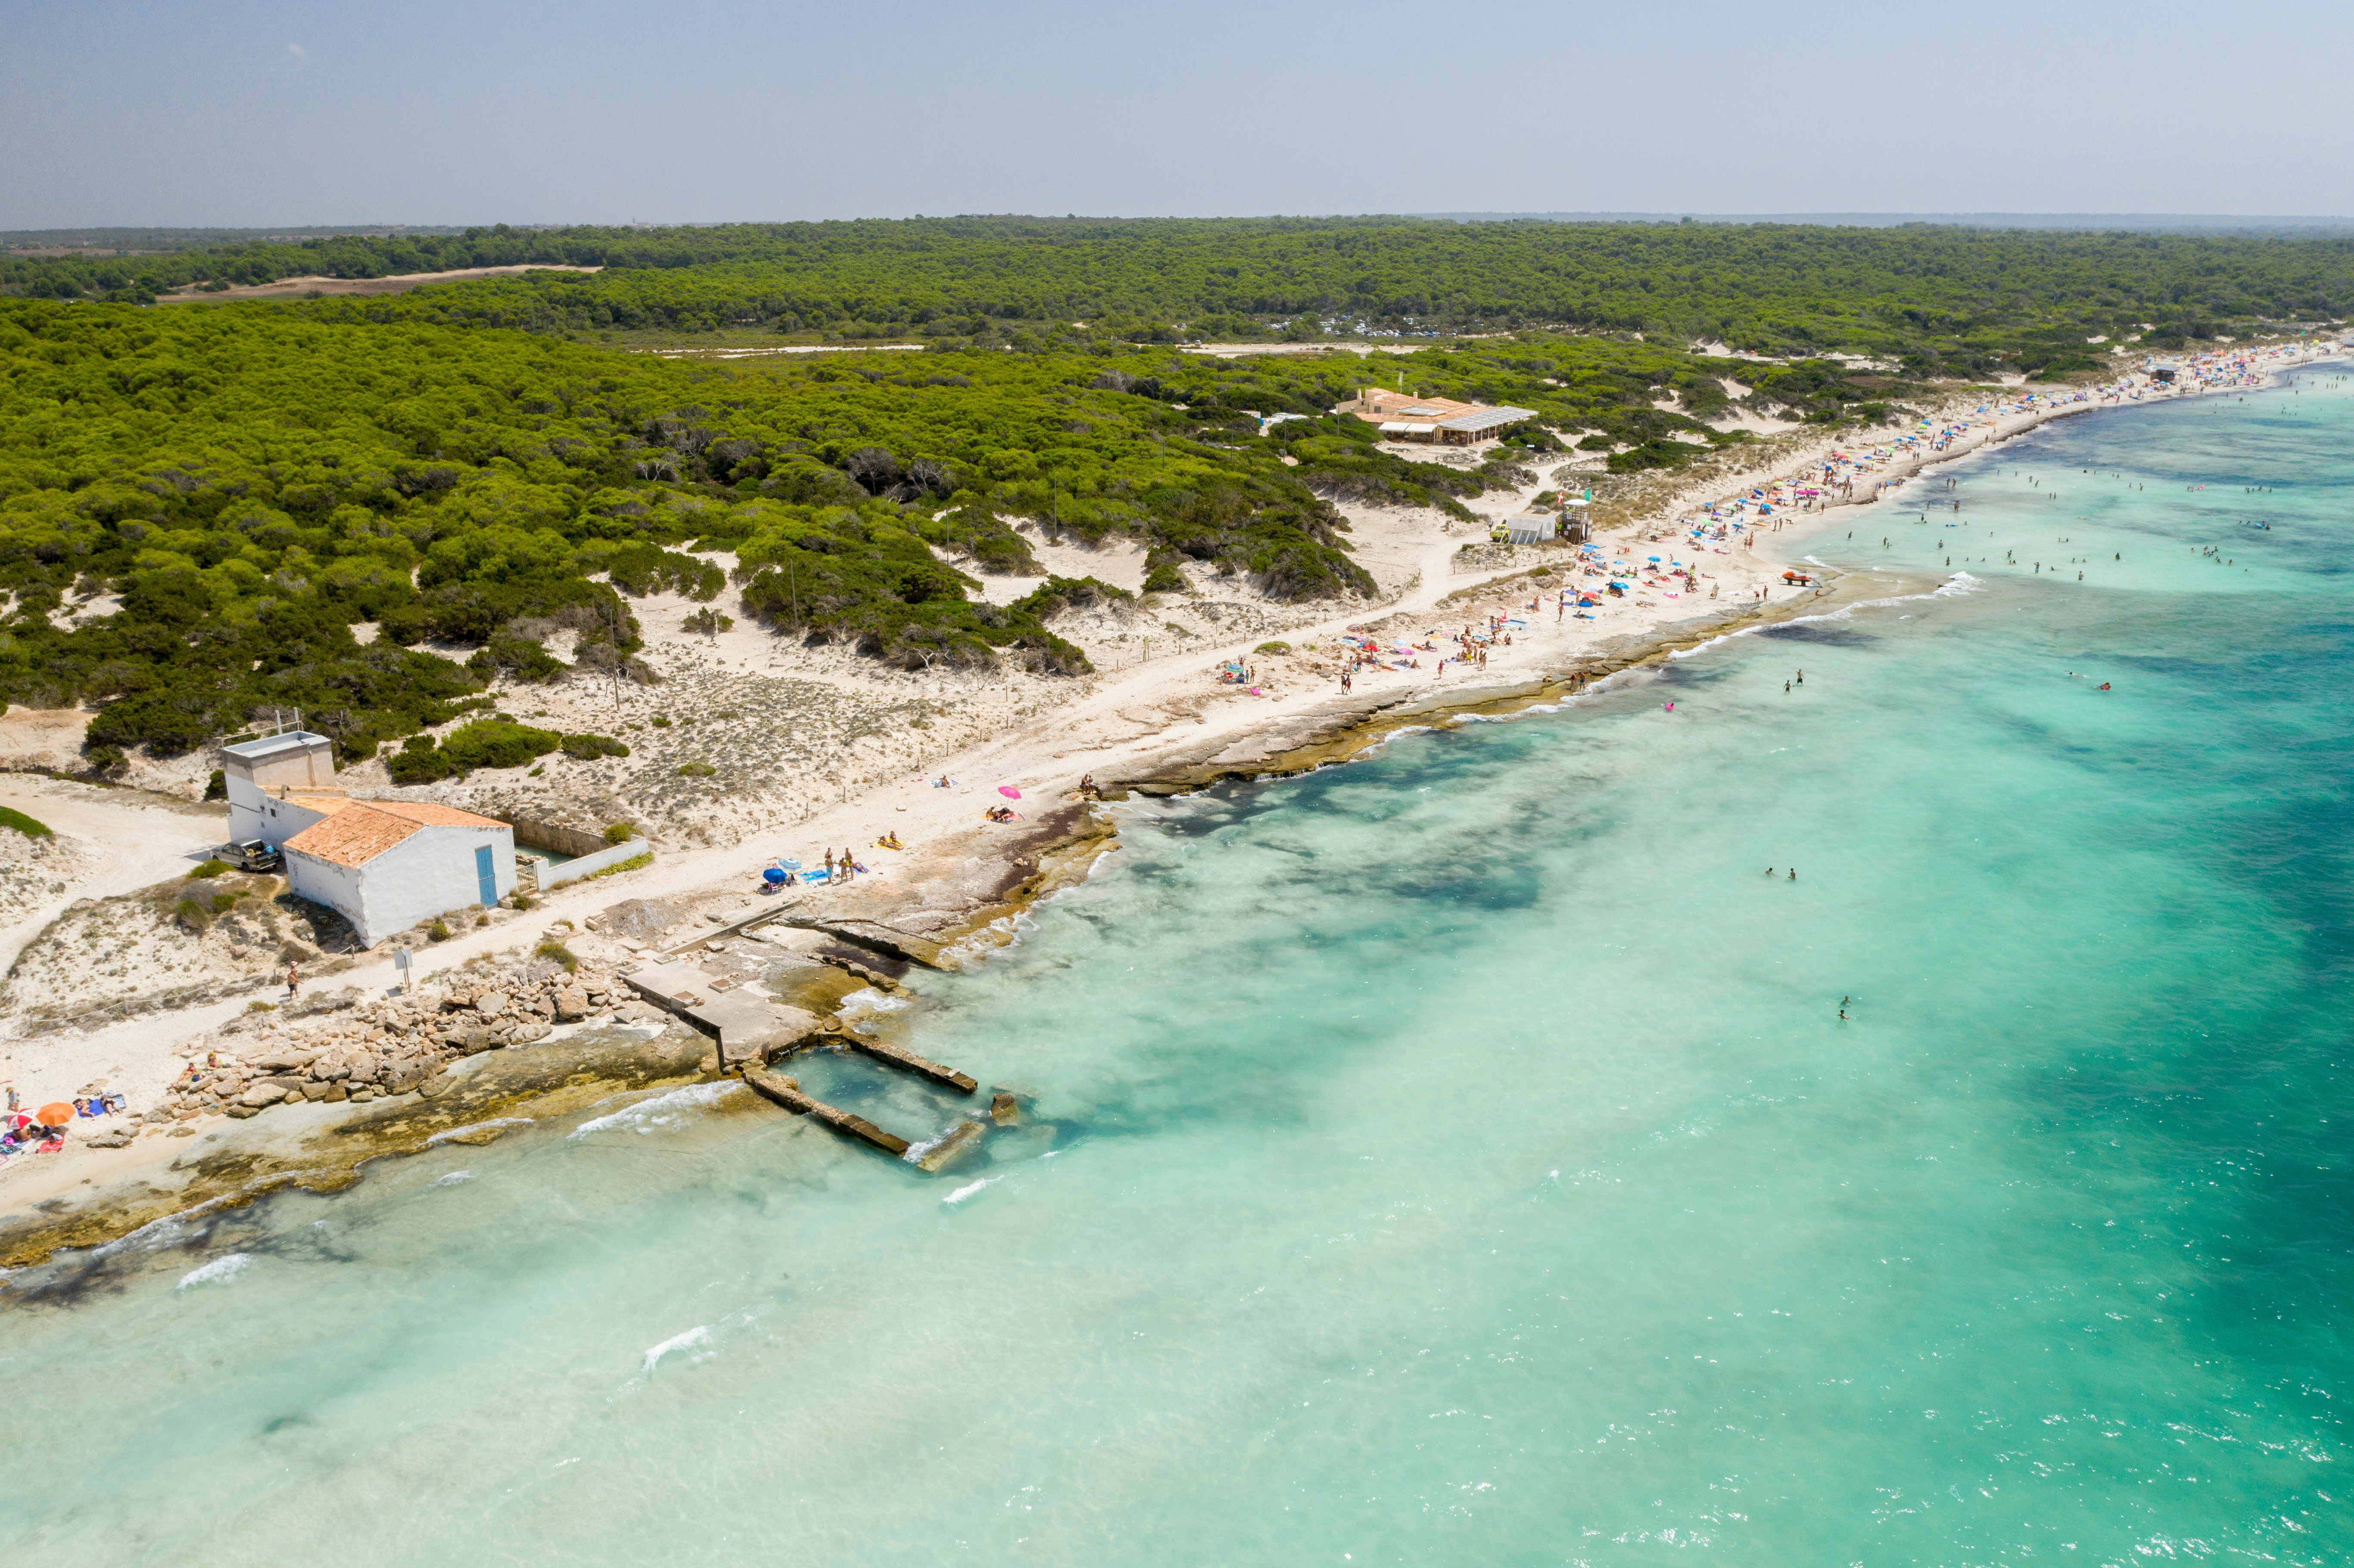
left=0, top=1084, right=129, bottom=1160
left=761, top=843, right=878, bottom=892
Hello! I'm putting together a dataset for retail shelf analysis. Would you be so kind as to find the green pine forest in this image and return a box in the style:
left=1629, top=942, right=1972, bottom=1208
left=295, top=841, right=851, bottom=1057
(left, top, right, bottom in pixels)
left=10, top=216, right=2351, bottom=371
left=2, top=217, right=2347, bottom=775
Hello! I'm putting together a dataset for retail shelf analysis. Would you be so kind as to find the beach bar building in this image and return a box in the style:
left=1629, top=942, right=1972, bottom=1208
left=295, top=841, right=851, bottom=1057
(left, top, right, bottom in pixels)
left=1338, top=388, right=1540, bottom=447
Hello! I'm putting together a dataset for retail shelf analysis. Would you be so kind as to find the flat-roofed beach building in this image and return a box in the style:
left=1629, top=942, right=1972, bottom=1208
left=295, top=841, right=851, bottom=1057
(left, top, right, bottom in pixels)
left=1339, top=388, right=1540, bottom=447
left=221, top=730, right=348, bottom=849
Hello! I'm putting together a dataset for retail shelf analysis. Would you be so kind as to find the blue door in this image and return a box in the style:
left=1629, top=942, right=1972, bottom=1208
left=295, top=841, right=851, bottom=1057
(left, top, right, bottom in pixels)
left=475, top=845, right=498, bottom=907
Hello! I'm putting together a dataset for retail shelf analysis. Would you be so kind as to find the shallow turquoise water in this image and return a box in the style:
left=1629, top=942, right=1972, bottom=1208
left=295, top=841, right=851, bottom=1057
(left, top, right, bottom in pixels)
left=6, top=368, right=2352, bottom=1565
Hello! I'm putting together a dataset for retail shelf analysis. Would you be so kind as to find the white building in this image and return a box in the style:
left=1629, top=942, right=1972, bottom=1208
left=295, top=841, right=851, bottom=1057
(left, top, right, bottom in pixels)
left=218, top=728, right=517, bottom=946
left=281, top=802, right=517, bottom=947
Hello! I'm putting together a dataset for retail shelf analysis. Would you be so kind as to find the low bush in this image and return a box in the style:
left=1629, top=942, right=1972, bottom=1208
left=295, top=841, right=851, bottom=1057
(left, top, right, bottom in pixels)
left=389, top=719, right=585, bottom=783
left=603, top=823, right=638, bottom=844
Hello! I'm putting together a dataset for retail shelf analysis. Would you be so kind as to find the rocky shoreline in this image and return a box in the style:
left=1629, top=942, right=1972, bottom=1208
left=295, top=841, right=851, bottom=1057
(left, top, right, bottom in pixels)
left=0, top=800, right=1122, bottom=1270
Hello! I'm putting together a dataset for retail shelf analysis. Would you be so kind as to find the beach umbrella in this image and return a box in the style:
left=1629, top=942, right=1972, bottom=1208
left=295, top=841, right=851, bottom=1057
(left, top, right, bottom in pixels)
left=998, top=785, right=1022, bottom=800
left=36, top=1103, right=72, bottom=1126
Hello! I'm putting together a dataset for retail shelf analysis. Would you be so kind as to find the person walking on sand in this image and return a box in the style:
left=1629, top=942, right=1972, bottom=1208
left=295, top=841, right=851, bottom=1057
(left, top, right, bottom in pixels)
left=823, top=848, right=835, bottom=881
left=286, top=963, right=300, bottom=1003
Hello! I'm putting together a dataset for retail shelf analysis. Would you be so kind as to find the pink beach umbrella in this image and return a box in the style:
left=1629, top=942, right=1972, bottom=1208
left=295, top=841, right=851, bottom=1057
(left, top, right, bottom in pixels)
left=998, top=785, right=1022, bottom=800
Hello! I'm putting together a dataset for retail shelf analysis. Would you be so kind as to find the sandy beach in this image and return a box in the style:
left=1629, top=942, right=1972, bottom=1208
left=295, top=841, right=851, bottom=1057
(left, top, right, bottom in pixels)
left=3, top=335, right=2337, bottom=1257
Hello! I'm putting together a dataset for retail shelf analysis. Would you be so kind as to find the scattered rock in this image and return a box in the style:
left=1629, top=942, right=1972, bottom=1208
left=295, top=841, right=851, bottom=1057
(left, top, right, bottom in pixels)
left=990, top=1093, right=1020, bottom=1126
left=915, top=1119, right=986, bottom=1173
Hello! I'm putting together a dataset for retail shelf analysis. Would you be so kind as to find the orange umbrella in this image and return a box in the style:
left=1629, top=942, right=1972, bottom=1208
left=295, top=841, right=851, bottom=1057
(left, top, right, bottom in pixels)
left=36, top=1102, right=72, bottom=1126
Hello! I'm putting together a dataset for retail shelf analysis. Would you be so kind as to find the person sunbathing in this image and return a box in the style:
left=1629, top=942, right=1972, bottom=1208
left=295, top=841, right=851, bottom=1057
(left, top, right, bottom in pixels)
left=876, top=831, right=904, bottom=850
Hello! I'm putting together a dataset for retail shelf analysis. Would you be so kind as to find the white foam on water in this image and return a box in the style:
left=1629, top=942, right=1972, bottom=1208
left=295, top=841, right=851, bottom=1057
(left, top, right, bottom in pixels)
left=175, top=1254, right=252, bottom=1291
left=431, top=1170, right=476, bottom=1186
left=568, top=1081, right=741, bottom=1141
left=640, top=1324, right=713, bottom=1374
left=840, top=986, right=911, bottom=1017
left=942, top=1176, right=1000, bottom=1205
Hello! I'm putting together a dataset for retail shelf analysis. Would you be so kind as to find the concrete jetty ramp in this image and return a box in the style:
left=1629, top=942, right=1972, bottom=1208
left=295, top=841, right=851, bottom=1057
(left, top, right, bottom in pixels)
left=742, top=1067, right=911, bottom=1157
left=843, top=1034, right=978, bottom=1093
left=622, top=961, right=824, bottom=1066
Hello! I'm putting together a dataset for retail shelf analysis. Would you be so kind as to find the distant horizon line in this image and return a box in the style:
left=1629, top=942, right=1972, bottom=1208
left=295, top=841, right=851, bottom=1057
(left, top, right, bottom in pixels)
left=8, top=211, right=2354, bottom=243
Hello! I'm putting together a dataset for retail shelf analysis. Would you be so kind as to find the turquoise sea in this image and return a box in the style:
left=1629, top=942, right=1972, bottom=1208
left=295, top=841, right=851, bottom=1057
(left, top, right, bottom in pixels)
left=5, top=367, right=2351, bottom=1565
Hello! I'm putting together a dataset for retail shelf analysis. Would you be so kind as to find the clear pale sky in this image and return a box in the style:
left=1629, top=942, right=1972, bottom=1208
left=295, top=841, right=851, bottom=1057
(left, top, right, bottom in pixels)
left=5, top=0, right=2348, bottom=229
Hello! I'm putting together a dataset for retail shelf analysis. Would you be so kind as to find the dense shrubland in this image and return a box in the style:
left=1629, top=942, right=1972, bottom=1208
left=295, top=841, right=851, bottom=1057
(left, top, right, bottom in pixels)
left=3, top=302, right=1685, bottom=762
left=4, top=217, right=2151, bottom=771
left=7, top=218, right=2345, bottom=377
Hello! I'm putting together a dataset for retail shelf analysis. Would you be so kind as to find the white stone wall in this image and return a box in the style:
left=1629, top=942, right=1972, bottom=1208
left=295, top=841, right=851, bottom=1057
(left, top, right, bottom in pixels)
left=540, top=838, right=650, bottom=889
left=283, top=849, right=368, bottom=940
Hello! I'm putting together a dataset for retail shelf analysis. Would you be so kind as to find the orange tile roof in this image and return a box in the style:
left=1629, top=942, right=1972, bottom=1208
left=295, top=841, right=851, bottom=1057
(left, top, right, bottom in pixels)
left=283, top=804, right=421, bottom=868
left=283, top=800, right=508, bottom=868
left=371, top=801, right=506, bottom=829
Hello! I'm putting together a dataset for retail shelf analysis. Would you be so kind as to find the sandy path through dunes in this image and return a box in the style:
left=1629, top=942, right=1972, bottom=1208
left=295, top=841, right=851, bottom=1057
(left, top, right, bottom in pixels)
left=0, top=785, right=225, bottom=975
left=156, top=264, right=601, bottom=303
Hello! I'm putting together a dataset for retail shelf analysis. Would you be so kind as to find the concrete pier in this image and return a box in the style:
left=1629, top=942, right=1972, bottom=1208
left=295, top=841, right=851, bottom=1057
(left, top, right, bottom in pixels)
left=742, top=1067, right=911, bottom=1157
left=843, top=1033, right=978, bottom=1094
